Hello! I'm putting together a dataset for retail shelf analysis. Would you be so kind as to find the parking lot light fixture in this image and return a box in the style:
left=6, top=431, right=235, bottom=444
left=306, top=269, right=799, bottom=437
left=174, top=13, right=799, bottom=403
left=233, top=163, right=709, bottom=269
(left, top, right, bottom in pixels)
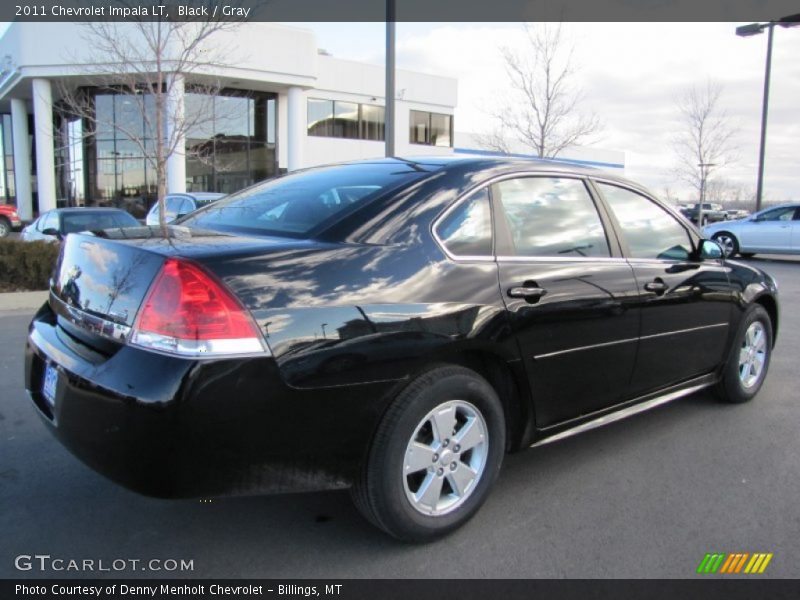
left=736, top=14, right=800, bottom=213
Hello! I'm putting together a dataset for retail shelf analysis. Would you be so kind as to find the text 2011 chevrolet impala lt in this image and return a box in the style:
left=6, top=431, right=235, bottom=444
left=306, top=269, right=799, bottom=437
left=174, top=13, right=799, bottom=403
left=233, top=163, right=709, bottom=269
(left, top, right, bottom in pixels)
left=25, top=157, right=778, bottom=541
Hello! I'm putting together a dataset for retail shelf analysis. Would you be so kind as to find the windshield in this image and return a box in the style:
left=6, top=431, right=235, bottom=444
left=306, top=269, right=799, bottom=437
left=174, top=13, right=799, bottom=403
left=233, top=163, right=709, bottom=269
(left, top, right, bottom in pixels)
left=179, top=163, right=430, bottom=238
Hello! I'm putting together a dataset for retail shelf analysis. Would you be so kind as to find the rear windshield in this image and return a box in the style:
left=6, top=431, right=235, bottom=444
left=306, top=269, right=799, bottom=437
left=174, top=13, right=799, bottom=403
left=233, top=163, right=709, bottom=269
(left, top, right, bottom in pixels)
left=194, top=196, right=224, bottom=208
left=63, top=211, right=138, bottom=234
left=179, top=163, right=429, bottom=237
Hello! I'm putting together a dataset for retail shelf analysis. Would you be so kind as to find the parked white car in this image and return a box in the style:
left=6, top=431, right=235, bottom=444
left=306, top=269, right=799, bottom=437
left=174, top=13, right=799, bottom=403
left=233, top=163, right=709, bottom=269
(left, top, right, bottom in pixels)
left=703, top=203, right=799, bottom=258
left=145, top=192, right=226, bottom=226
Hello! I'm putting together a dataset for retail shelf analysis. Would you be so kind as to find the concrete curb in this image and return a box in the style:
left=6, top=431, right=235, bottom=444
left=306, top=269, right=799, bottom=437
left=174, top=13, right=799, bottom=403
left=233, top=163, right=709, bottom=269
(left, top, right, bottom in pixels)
left=0, top=290, right=49, bottom=312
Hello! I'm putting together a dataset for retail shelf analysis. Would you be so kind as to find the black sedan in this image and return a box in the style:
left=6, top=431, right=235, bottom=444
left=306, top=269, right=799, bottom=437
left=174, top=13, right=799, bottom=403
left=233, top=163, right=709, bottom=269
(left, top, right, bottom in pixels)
left=24, top=157, right=778, bottom=542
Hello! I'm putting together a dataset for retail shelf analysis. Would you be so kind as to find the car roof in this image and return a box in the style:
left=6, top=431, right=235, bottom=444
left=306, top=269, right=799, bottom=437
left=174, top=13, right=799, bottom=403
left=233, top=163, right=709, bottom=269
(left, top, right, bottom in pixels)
left=52, top=207, right=133, bottom=214
left=166, top=192, right=226, bottom=200
left=334, top=155, right=648, bottom=195
left=758, top=202, right=800, bottom=211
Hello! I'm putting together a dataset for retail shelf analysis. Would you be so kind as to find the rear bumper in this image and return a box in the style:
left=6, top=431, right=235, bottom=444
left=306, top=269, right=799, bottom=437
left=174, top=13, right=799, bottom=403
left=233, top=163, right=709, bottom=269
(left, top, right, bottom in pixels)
left=25, top=303, right=397, bottom=498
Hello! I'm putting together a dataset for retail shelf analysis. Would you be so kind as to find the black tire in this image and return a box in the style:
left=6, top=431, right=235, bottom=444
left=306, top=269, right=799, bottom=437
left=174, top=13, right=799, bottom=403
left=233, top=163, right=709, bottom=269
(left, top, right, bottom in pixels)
left=715, top=304, right=772, bottom=404
left=711, top=232, right=739, bottom=258
left=352, top=365, right=505, bottom=542
left=0, top=217, right=10, bottom=238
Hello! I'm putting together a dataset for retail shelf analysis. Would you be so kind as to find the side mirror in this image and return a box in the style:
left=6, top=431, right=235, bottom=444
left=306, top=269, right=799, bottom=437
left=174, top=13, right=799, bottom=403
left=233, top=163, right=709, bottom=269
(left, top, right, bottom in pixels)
left=698, top=239, right=723, bottom=260
left=41, top=227, right=62, bottom=240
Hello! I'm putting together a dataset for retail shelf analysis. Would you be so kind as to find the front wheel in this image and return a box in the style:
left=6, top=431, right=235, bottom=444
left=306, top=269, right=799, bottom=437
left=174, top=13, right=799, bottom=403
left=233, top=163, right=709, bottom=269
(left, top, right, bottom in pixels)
left=715, top=305, right=773, bottom=404
left=352, top=365, right=505, bottom=542
left=712, top=232, right=739, bottom=258
left=0, top=217, right=10, bottom=238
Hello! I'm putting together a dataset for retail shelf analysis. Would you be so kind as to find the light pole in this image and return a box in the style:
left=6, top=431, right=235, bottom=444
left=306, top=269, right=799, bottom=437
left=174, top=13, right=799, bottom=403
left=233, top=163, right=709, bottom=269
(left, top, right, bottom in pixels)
left=736, top=13, right=800, bottom=212
left=385, top=0, right=396, bottom=157
left=697, top=162, right=716, bottom=227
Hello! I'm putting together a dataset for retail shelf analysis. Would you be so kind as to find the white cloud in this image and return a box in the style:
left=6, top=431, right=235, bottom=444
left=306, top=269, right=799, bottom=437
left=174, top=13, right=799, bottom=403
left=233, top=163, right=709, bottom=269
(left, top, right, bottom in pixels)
left=305, top=21, right=800, bottom=202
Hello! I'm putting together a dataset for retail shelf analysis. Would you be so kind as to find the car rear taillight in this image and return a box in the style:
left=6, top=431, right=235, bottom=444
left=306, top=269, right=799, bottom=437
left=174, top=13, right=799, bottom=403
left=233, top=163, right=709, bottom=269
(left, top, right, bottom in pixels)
left=130, top=258, right=268, bottom=357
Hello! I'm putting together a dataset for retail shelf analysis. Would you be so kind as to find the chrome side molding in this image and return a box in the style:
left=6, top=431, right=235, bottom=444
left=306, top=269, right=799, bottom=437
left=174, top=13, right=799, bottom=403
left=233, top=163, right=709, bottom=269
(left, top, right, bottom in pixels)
left=530, top=382, right=711, bottom=448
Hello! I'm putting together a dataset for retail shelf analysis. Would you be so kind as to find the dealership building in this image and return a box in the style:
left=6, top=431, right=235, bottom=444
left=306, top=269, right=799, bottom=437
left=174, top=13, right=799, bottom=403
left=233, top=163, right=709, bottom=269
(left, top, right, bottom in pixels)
left=0, top=21, right=623, bottom=220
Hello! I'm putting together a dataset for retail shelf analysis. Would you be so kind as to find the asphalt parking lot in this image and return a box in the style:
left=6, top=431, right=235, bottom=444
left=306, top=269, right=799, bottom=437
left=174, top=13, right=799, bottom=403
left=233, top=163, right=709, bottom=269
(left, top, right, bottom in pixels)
left=1, top=256, right=799, bottom=579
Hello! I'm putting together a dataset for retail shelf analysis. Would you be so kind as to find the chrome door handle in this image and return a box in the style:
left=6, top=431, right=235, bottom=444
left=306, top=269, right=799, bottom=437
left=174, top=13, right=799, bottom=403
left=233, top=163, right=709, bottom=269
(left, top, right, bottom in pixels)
left=507, top=286, right=547, bottom=299
left=644, top=280, right=668, bottom=294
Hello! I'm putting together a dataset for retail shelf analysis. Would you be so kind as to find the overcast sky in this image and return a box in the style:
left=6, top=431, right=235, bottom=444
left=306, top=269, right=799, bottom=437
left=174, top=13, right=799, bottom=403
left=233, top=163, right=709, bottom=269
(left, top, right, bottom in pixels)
left=295, top=22, right=799, bottom=203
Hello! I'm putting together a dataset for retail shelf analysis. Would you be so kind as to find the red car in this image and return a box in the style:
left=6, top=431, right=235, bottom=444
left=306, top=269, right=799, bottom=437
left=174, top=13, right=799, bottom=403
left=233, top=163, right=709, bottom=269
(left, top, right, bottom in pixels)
left=0, top=204, right=22, bottom=237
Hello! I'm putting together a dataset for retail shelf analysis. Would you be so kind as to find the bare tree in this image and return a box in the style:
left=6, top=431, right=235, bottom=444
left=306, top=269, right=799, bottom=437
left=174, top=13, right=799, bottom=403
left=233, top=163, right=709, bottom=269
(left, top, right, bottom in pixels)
left=58, top=14, right=243, bottom=234
left=478, top=23, right=601, bottom=158
left=672, top=80, right=738, bottom=205
left=661, top=186, right=680, bottom=206
left=472, top=127, right=512, bottom=154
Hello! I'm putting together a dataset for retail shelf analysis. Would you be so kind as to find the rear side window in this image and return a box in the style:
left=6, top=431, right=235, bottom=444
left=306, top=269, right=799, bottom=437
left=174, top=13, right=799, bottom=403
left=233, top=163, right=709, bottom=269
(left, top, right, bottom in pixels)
left=181, top=163, right=428, bottom=238
left=495, top=177, right=610, bottom=258
left=62, top=212, right=137, bottom=234
left=599, top=183, right=692, bottom=260
left=435, top=187, right=492, bottom=257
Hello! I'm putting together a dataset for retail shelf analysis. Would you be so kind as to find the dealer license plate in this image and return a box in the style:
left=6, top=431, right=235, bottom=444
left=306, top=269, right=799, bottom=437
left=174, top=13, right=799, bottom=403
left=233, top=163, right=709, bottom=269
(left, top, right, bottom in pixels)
left=42, top=363, right=58, bottom=408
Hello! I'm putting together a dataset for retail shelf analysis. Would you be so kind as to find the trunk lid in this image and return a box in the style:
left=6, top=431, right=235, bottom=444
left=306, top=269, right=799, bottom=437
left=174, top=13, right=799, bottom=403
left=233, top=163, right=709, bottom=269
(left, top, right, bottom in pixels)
left=50, top=226, right=321, bottom=334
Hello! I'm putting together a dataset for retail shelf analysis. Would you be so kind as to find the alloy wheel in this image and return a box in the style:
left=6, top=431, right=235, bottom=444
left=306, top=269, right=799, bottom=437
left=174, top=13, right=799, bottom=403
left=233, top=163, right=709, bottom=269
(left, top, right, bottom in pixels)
left=739, top=321, right=767, bottom=389
left=714, top=234, right=736, bottom=257
left=402, top=400, right=488, bottom=516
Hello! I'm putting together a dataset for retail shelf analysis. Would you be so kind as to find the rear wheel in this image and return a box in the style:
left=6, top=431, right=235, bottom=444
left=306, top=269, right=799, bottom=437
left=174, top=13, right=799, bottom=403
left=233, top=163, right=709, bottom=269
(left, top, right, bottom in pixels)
left=715, top=304, right=772, bottom=404
left=712, top=232, right=739, bottom=258
left=0, top=217, right=10, bottom=238
left=352, top=365, right=505, bottom=542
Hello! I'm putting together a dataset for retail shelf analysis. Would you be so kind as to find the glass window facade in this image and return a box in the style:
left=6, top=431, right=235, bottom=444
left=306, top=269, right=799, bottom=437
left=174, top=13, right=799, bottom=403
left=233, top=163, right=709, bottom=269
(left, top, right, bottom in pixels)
left=52, top=88, right=278, bottom=218
left=360, top=105, right=385, bottom=141
left=307, top=99, right=385, bottom=141
left=185, top=91, right=277, bottom=195
left=409, top=110, right=453, bottom=147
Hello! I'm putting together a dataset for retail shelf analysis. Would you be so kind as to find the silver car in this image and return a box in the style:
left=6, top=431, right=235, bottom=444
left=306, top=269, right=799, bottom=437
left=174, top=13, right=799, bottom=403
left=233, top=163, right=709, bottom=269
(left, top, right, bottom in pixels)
left=21, top=208, right=139, bottom=242
left=145, top=192, right=226, bottom=226
left=703, top=203, right=799, bottom=258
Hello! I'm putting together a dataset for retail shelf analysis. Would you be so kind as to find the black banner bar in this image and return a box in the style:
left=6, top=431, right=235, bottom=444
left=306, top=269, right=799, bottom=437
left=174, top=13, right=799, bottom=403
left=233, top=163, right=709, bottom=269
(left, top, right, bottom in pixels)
left=4, top=579, right=800, bottom=600
left=4, top=0, right=800, bottom=23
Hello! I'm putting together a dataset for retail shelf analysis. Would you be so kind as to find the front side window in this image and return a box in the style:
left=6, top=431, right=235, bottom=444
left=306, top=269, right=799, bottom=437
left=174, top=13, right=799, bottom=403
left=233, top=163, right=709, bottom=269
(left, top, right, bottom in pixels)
left=495, top=177, right=610, bottom=258
left=38, top=211, right=59, bottom=232
left=755, top=206, right=796, bottom=222
left=435, top=188, right=492, bottom=257
left=599, top=183, right=692, bottom=260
